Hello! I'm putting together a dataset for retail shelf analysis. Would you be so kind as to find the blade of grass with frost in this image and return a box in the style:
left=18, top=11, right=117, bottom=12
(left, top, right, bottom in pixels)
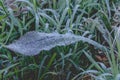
left=6, top=31, right=106, bottom=56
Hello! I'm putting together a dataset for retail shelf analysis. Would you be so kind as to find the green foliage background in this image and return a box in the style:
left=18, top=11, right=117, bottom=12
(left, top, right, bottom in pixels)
left=0, top=0, right=120, bottom=80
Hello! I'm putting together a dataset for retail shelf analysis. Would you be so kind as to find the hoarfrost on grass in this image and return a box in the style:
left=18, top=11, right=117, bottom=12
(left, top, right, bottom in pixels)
left=6, top=31, right=106, bottom=56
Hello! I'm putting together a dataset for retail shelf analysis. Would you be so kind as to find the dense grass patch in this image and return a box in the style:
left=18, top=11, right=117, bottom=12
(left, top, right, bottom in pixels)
left=0, top=0, right=120, bottom=80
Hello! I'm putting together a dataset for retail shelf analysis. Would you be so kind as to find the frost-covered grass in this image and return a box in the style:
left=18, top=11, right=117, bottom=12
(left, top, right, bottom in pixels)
left=0, top=0, right=120, bottom=80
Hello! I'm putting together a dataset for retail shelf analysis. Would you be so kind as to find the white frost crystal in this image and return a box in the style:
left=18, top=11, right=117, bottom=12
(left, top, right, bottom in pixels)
left=6, top=31, right=105, bottom=56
